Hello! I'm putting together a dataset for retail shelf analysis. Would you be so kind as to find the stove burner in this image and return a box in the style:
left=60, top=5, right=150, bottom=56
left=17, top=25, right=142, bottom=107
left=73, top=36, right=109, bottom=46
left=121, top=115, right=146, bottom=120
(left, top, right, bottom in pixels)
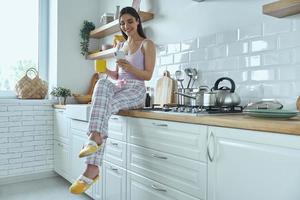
left=143, top=104, right=243, bottom=114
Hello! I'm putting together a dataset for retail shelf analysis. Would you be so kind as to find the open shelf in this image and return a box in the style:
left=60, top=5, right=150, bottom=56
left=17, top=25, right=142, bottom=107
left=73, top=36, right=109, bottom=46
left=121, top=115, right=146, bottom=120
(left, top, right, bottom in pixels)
left=90, top=11, right=154, bottom=39
left=263, top=0, right=300, bottom=18
left=86, top=48, right=117, bottom=60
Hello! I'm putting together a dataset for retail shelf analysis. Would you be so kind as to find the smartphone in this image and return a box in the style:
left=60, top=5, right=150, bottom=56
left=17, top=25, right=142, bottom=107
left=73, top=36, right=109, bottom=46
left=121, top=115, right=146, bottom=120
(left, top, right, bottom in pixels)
left=114, top=51, right=126, bottom=60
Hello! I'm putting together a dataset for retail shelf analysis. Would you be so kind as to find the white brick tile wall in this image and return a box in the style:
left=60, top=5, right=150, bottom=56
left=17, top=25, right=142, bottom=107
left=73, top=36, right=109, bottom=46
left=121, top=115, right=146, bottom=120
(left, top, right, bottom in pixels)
left=227, top=41, right=248, bottom=56
left=154, top=19, right=300, bottom=109
left=278, top=31, right=300, bottom=49
left=167, top=43, right=180, bottom=54
left=174, top=52, right=189, bottom=64
left=250, top=36, right=277, bottom=52
left=181, top=39, right=198, bottom=51
left=239, top=24, right=262, bottom=40
left=207, top=45, right=227, bottom=59
left=0, top=103, right=54, bottom=178
left=263, top=19, right=292, bottom=36
left=190, top=48, right=207, bottom=62
left=160, top=54, right=173, bottom=65
left=198, top=34, right=217, bottom=47
left=216, top=30, right=239, bottom=44
left=262, top=50, right=292, bottom=66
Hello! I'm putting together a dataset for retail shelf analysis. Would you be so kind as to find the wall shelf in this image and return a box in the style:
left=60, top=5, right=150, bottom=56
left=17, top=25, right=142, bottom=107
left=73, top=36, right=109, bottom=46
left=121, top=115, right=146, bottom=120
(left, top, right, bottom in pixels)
left=263, top=0, right=300, bottom=18
left=86, top=48, right=117, bottom=60
left=90, top=11, right=154, bottom=39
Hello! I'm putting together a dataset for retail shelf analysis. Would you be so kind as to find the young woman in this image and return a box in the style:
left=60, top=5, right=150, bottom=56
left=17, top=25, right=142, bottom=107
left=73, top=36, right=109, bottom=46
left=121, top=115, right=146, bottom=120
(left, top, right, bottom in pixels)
left=69, top=6, right=156, bottom=194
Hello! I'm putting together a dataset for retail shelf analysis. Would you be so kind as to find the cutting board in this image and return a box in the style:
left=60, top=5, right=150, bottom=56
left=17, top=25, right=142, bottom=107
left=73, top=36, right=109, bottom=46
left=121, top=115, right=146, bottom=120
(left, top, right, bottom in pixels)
left=154, top=70, right=176, bottom=107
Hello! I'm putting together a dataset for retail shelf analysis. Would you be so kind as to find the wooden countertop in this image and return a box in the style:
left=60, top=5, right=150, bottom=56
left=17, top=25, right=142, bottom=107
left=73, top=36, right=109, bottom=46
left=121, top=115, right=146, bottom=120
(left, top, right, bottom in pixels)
left=118, top=110, right=300, bottom=136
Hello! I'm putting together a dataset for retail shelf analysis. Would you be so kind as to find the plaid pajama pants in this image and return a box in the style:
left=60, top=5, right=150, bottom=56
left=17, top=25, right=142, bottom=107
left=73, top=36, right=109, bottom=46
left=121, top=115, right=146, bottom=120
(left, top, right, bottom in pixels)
left=85, top=79, right=146, bottom=166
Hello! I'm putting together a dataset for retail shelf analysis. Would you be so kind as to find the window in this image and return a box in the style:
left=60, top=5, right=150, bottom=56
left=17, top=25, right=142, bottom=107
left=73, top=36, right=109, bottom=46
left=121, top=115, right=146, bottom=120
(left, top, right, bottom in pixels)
left=0, top=0, right=48, bottom=98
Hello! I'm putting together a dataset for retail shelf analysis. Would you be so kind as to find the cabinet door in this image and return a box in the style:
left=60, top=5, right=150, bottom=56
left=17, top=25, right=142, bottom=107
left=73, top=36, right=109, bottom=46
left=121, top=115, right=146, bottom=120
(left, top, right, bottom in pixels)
left=127, top=172, right=199, bottom=200
left=108, top=115, right=127, bottom=141
left=54, top=140, right=70, bottom=181
left=207, top=126, right=300, bottom=200
left=54, top=109, right=70, bottom=143
left=103, top=162, right=126, bottom=200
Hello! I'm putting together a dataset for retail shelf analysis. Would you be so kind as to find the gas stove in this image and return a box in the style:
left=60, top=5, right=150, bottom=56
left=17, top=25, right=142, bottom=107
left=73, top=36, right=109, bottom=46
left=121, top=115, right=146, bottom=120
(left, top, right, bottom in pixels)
left=142, top=104, right=243, bottom=115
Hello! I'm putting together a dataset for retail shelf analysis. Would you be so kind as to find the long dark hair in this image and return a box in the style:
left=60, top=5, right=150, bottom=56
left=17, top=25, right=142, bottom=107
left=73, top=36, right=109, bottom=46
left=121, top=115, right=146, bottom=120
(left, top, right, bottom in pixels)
left=119, top=7, right=147, bottom=40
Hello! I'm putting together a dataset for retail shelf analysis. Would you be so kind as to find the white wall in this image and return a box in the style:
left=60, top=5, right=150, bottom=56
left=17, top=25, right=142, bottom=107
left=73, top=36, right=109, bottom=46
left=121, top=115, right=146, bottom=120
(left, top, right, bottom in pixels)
left=49, top=0, right=100, bottom=96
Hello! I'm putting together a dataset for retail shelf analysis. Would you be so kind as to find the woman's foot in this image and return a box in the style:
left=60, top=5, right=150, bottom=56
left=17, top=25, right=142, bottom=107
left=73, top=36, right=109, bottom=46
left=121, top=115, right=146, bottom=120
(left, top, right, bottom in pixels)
left=88, top=132, right=102, bottom=145
left=69, top=165, right=99, bottom=194
left=78, top=132, right=103, bottom=158
left=83, top=164, right=99, bottom=179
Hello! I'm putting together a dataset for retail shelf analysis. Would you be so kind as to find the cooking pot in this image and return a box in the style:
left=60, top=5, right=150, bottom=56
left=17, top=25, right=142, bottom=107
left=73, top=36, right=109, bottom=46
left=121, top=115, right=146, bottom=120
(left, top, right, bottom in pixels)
left=175, top=86, right=211, bottom=106
left=212, top=77, right=241, bottom=107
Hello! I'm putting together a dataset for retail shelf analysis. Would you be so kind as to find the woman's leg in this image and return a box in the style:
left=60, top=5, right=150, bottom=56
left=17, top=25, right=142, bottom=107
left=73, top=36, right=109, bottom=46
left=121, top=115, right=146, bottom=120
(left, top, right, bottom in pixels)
left=82, top=80, right=145, bottom=179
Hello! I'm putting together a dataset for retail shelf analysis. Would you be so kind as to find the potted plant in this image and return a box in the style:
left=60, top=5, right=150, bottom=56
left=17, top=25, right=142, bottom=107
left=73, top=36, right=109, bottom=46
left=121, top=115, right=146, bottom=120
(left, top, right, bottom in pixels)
left=50, top=87, right=71, bottom=105
left=80, top=20, right=95, bottom=56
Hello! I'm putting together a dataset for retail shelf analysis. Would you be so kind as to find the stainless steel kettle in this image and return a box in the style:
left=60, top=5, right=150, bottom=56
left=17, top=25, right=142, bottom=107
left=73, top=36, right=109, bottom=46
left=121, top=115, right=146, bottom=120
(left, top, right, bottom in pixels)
left=212, top=77, right=241, bottom=107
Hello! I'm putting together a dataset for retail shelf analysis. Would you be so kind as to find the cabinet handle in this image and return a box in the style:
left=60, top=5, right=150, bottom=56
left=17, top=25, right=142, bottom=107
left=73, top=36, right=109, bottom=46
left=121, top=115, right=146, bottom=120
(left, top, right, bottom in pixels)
left=151, top=184, right=167, bottom=192
left=57, top=110, right=64, bottom=113
left=110, top=142, right=119, bottom=146
left=110, top=117, right=119, bottom=120
left=151, top=154, right=168, bottom=160
left=110, top=166, right=119, bottom=172
left=207, top=131, right=216, bottom=162
left=152, top=122, right=168, bottom=127
left=58, top=143, right=63, bottom=147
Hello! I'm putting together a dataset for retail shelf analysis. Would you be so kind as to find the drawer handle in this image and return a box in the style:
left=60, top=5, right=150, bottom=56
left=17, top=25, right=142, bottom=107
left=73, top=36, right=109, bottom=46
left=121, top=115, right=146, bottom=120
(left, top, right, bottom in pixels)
left=110, top=142, right=119, bottom=146
left=152, top=122, right=168, bottom=127
left=151, top=184, right=167, bottom=192
left=151, top=154, right=168, bottom=160
left=110, top=117, right=119, bottom=120
left=110, top=166, right=119, bottom=172
left=58, top=143, right=63, bottom=147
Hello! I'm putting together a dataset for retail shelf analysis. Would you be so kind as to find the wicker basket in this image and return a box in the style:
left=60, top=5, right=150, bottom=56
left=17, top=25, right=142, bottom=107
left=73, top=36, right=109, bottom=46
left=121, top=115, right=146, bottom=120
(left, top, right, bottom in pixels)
left=15, top=68, right=48, bottom=99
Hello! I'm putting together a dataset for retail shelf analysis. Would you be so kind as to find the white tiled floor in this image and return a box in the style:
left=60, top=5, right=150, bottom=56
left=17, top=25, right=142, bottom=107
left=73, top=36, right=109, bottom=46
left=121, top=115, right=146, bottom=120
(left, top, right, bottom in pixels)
left=0, top=176, right=92, bottom=200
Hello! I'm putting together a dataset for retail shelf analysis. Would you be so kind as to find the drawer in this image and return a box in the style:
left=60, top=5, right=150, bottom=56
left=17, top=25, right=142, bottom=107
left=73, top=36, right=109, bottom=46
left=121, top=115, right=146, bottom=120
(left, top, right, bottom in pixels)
left=127, top=171, right=201, bottom=200
left=108, top=115, right=127, bottom=141
left=71, top=119, right=88, bottom=132
left=104, top=138, right=126, bottom=168
left=127, top=117, right=207, bottom=161
left=127, top=144, right=207, bottom=199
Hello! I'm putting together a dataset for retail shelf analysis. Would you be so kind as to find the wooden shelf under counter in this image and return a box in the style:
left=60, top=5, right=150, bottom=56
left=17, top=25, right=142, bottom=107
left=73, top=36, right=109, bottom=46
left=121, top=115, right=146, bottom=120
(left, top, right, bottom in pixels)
left=86, top=47, right=117, bottom=60
left=90, top=11, right=154, bottom=39
left=263, top=0, right=300, bottom=18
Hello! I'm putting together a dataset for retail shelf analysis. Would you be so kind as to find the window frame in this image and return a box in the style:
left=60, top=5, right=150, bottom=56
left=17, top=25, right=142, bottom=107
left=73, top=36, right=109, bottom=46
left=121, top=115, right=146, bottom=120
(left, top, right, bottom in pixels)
left=0, top=0, right=49, bottom=99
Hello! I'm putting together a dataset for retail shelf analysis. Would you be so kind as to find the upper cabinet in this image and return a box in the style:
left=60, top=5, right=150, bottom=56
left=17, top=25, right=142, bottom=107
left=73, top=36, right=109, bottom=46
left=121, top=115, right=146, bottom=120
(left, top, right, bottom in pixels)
left=87, top=11, right=154, bottom=60
left=263, top=0, right=300, bottom=18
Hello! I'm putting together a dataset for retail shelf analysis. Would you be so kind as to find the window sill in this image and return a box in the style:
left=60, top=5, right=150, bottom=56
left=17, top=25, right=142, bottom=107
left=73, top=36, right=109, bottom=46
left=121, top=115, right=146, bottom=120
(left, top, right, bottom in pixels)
left=0, top=99, right=57, bottom=105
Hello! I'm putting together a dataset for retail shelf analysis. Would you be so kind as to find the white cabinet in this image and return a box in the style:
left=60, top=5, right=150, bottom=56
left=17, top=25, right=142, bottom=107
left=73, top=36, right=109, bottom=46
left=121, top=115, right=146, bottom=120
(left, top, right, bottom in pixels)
left=54, top=140, right=70, bottom=180
left=127, top=172, right=199, bottom=200
left=54, top=109, right=71, bottom=180
left=127, top=117, right=208, bottom=200
left=207, top=126, right=300, bottom=200
left=70, top=119, right=102, bottom=199
left=102, top=115, right=127, bottom=200
left=54, top=109, right=70, bottom=143
left=103, top=161, right=126, bottom=200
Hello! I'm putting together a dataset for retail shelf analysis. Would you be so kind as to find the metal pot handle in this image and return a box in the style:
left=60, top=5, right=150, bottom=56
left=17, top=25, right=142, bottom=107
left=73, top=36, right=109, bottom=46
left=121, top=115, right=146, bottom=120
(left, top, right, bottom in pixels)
left=213, top=77, right=236, bottom=93
left=174, top=92, right=196, bottom=99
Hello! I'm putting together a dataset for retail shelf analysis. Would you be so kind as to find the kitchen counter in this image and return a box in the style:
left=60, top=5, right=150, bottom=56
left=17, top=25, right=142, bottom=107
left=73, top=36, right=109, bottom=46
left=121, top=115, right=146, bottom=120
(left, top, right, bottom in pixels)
left=57, top=104, right=300, bottom=135
left=118, top=110, right=300, bottom=136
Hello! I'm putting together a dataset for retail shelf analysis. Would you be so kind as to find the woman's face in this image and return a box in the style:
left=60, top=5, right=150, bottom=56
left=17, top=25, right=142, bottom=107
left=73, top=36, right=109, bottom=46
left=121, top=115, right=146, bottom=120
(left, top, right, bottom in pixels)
left=119, top=14, right=139, bottom=36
